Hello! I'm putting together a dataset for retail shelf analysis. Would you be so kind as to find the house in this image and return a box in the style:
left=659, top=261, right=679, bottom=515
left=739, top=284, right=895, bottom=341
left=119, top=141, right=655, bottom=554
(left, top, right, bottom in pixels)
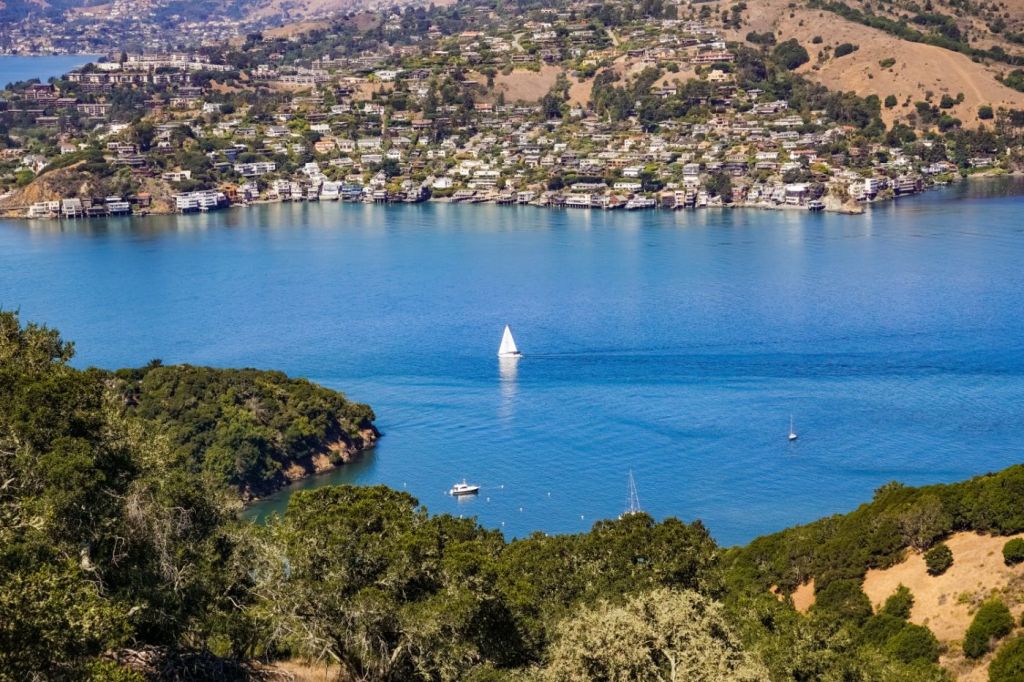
left=234, top=162, right=276, bottom=177
left=61, top=198, right=84, bottom=218
left=27, top=201, right=61, bottom=218
left=174, top=190, right=227, bottom=212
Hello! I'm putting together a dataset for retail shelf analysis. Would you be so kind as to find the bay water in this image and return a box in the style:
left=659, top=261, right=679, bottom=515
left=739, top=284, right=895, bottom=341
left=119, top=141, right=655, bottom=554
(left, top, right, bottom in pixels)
left=2, top=179, right=1023, bottom=546
left=1, top=54, right=102, bottom=88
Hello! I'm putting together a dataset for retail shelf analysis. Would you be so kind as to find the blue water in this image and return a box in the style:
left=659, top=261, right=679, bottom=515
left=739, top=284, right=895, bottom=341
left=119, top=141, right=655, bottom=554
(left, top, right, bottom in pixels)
left=2, top=180, right=1023, bottom=546
left=1, top=55, right=101, bottom=88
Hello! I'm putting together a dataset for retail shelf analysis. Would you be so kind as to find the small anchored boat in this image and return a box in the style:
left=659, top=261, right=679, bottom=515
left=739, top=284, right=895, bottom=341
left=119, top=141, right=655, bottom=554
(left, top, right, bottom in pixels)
left=449, top=480, right=480, bottom=496
left=497, top=324, right=521, bottom=357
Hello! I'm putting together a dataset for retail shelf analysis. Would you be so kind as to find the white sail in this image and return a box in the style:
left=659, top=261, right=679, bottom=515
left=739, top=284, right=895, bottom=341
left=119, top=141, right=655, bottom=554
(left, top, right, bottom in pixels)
left=498, top=325, right=520, bottom=357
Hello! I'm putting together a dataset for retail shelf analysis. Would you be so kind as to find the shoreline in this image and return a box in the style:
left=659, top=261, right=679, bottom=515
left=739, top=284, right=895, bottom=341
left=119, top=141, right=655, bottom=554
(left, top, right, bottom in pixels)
left=242, top=425, right=379, bottom=505
left=2, top=171, right=1019, bottom=223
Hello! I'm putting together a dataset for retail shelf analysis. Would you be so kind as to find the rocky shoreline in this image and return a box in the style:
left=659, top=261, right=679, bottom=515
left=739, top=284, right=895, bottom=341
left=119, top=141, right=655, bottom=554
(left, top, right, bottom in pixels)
left=243, top=423, right=381, bottom=503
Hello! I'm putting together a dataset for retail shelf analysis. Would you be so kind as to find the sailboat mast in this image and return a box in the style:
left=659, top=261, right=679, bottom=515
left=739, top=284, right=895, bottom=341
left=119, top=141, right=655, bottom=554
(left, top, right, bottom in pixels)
left=626, top=471, right=641, bottom=515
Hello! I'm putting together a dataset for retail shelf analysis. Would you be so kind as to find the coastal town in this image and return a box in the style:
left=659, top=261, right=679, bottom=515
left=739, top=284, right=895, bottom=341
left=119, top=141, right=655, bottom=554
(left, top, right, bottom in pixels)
left=2, top=0, right=1021, bottom=220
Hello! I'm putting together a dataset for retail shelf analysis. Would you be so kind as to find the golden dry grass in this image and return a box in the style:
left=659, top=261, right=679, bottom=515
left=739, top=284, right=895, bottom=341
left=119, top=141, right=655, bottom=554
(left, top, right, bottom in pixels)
left=863, top=531, right=1024, bottom=680
left=729, top=0, right=1024, bottom=126
left=792, top=578, right=816, bottom=613
left=483, top=65, right=562, bottom=103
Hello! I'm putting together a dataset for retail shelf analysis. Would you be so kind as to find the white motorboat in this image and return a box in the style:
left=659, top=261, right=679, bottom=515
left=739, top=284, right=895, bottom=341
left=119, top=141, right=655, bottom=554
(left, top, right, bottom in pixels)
left=449, top=480, right=480, bottom=496
left=788, top=415, right=798, bottom=441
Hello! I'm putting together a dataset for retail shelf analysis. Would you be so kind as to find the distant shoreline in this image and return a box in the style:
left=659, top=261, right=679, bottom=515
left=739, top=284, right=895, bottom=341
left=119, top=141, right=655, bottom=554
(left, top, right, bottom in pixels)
left=3, top=171, right=1020, bottom=223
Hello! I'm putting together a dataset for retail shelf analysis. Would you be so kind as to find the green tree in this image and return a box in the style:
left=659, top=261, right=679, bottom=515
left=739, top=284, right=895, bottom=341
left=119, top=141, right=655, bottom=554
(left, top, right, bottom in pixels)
left=772, top=39, right=810, bottom=70
left=1003, top=538, right=1024, bottom=565
left=248, top=485, right=520, bottom=681
left=924, top=543, right=953, bottom=575
left=834, top=43, right=859, bottom=58
left=990, top=635, right=1024, bottom=681
left=885, top=623, right=940, bottom=664
left=881, top=584, right=914, bottom=620
left=964, top=599, right=1014, bottom=659
left=705, top=172, right=733, bottom=200
left=543, top=588, right=766, bottom=681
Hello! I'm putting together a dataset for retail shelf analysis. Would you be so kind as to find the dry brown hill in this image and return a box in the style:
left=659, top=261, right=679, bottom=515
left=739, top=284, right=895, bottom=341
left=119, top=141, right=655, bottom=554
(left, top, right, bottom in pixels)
left=863, top=532, right=1024, bottom=681
left=731, top=0, right=1024, bottom=126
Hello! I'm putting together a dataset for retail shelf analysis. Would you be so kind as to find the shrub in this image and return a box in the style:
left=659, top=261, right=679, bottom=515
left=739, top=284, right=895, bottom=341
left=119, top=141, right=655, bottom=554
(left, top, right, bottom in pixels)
left=812, top=579, right=874, bottom=625
left=886, top=623, right=940, bottom=664
left=746, top=31, right=776, bottom=45
left=940, top=94, right=956, bottom=109
left=884, top=94, right=898, bottom=108
left=979, top=105, right=994, bottom=119
left=773, top=39, right=810, bottom=70
left=834, top=42, right=859, bottom=58
left=991, top=635, right=1024, bottom=681
left=861, top=613, right=906, bottom=646
left=882, top=584, right=914, bottom=620
left=964, top=599, right=1014, bottom=659
left=925, top=543, right=953, bottom=575
left=938, top=115, right=962, bottom=132
left=1004, top=69, right=1024, bottom=93
left=812, top=35, right=823, bottom=43
left=1003, top=538, right=1024, bottom=565
left=879, top=57, right=897, bottom=68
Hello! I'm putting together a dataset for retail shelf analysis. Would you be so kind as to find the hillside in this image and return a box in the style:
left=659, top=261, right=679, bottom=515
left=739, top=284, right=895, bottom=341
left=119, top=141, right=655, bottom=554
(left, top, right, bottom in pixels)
left=728, top=465, right=1024, bottom=681
left=731, top=0, right=1024, bottom=126
left=864, top=532, right=1024, bottom=680
left=10, top=309, right=1024, bottom=680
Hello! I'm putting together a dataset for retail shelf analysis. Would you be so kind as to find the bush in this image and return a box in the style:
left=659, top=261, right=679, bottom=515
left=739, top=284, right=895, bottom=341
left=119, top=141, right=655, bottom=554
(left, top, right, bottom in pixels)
left=879, top=57, right=897, bottom=68
left=861, top=613, right=906, bottom=646
left=1003, top=538, right=1024, bottom=565
left=925, top=544, right=953, bottom=575
left=991, top=635, right=1024, bottom=681
left=886, top=623, right=940, bottom=664
left=773, top=39, right=810, bottom=70
left=746, top=31, right=776, bottom=45
left=884, top=94, right=898, bottom=108
left=964, top=599, right=1014, bottom=659
left=1003, top=69, right=1024, bottom=93
left=882, top=584, right=914, bottom=620
left=938, top=115, right=962, bottom=132
left=834, top=43, right=859, bottom=58
left=812, top=579, right=874, bottom=625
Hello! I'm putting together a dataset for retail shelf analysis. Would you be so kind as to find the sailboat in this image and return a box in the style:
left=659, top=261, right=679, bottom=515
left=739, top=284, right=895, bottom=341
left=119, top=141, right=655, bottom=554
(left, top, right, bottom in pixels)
left=497, top=324, right=521, bottom=357
left=788, top=415, right=798, bottom=441
left=621, top=471, right=642, bottom=518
